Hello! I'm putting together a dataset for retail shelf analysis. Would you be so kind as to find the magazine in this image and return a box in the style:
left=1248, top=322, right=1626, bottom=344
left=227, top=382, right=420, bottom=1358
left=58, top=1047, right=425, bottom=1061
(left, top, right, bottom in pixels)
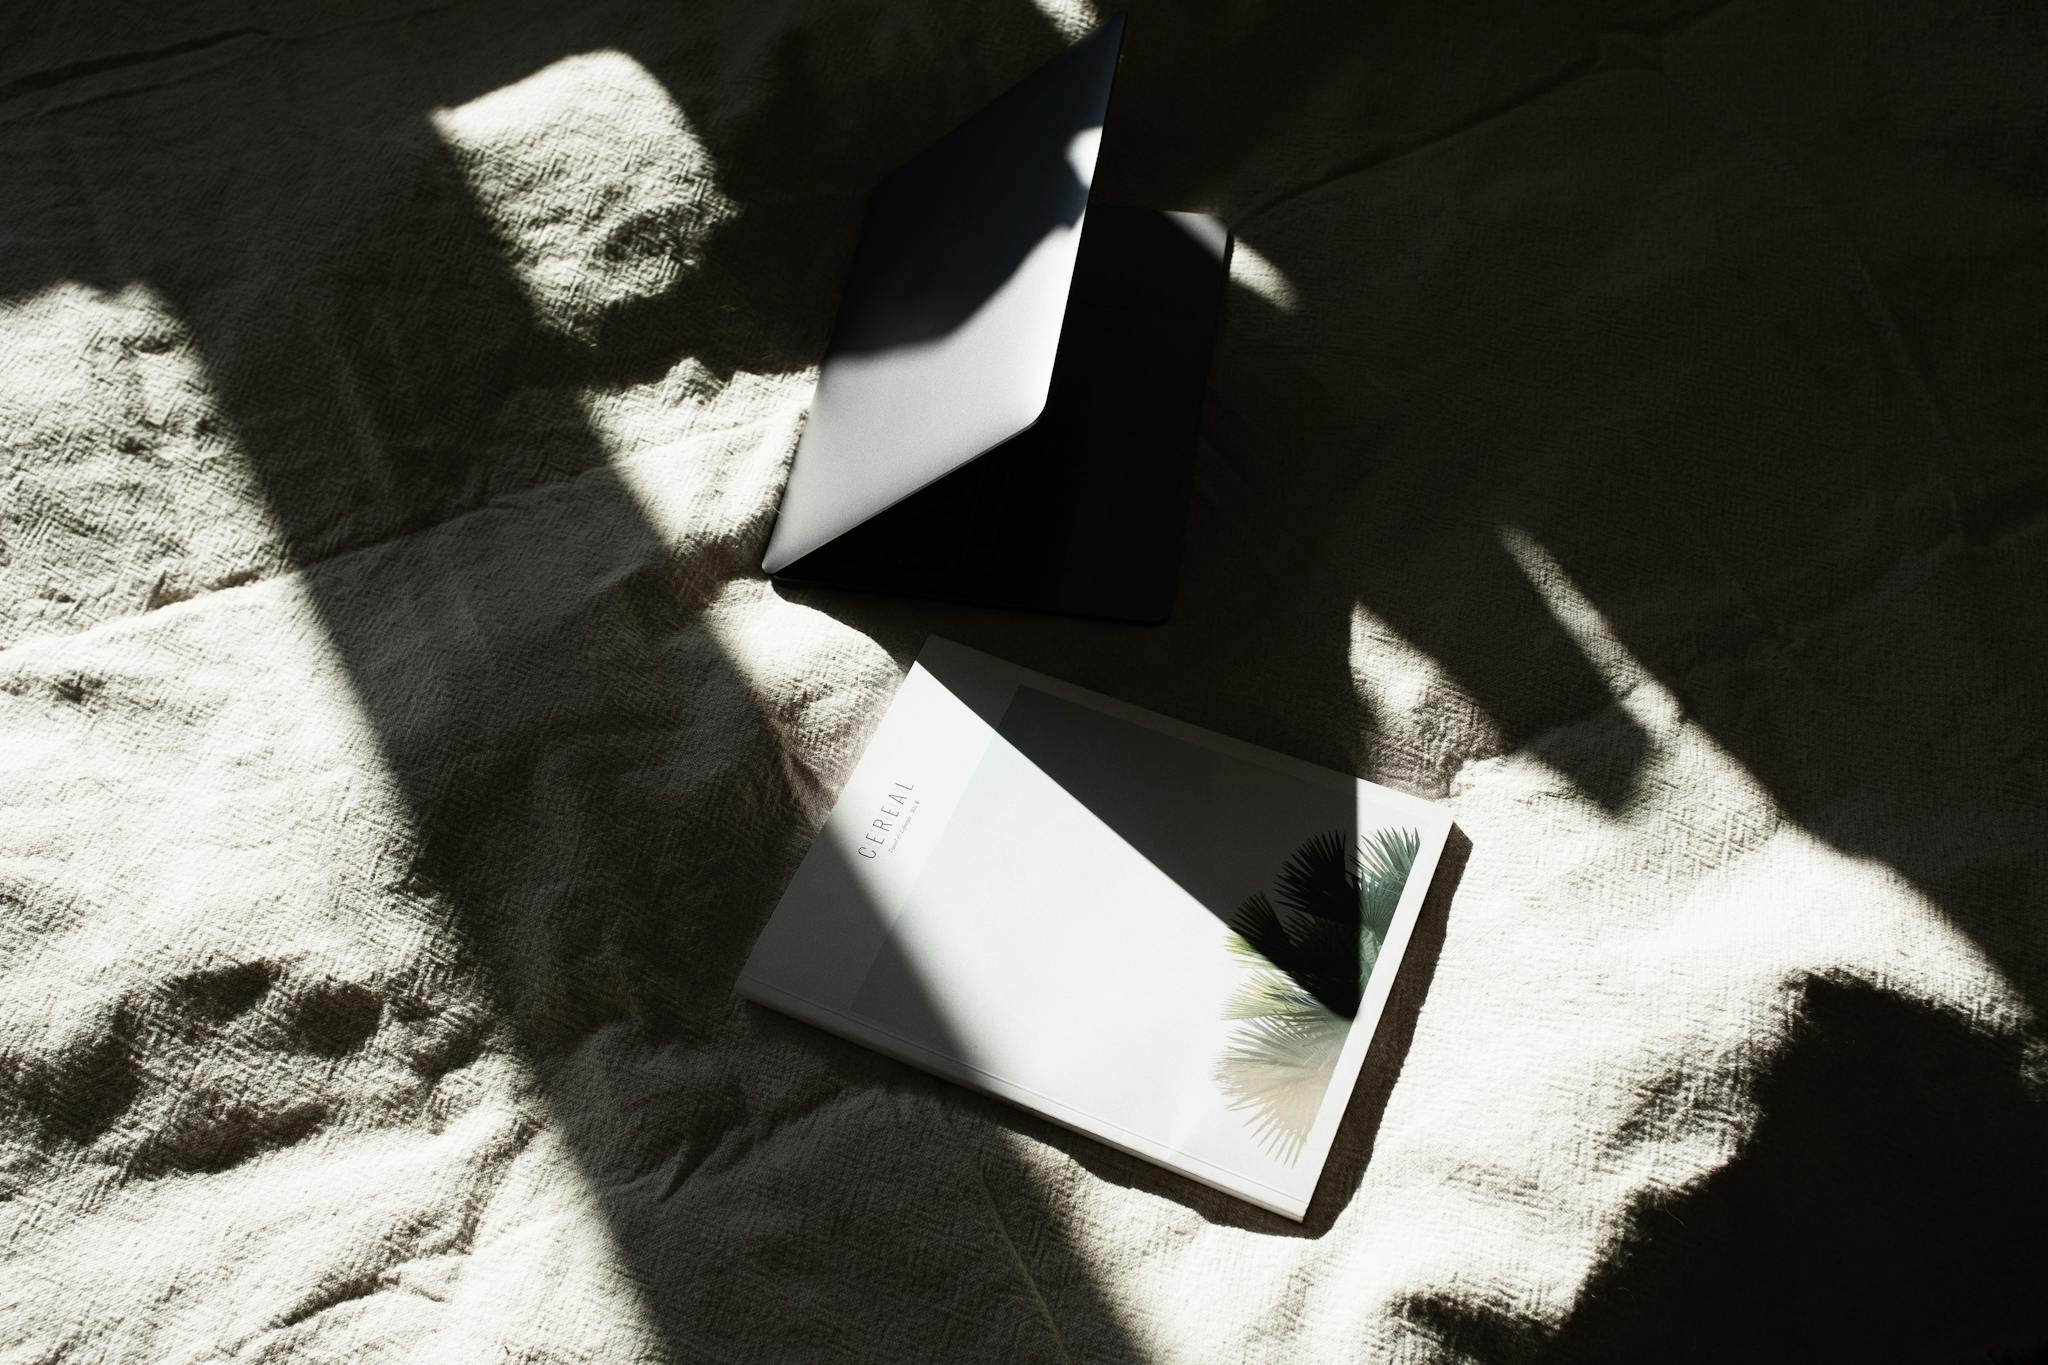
left=738, top=637, right=1452, bottom=1219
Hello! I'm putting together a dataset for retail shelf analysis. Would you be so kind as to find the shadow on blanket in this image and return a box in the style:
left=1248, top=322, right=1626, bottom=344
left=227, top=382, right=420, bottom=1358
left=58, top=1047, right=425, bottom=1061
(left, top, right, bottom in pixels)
left=1543, top=975, right=2048, bottom=1363
left=1374, top=980, right=2048, bottom=1363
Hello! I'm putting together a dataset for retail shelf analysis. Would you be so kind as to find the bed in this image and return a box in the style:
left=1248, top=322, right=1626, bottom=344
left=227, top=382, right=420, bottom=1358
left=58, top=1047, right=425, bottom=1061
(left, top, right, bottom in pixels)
left=2, top=1, right=2043, bottom=1359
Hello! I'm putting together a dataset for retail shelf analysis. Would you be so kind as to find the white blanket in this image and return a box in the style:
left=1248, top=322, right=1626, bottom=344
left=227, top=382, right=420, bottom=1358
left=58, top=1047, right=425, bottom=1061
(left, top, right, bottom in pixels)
left=3, top=1, right=2043, bottom=1360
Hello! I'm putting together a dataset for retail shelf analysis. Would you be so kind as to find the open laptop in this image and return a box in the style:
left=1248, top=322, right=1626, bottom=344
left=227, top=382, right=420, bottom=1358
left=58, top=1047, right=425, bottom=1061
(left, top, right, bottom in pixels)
left=760, top=17, right=1231, bottom=624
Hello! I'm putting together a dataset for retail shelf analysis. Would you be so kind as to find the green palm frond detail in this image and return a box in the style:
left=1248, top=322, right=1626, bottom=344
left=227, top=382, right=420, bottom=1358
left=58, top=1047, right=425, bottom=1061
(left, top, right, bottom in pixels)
left=1223, top=893, right=1286, bottom=962
left=1359, top=827, right=1421, bottom=942
left=1220, top=968, right=1325, bottom=1021
left=1274, top=831, right=1360, bottom=925
left=1214, top=992, right=1348, bottom=1165
left=1215, top=825, right=1420, bottom=1164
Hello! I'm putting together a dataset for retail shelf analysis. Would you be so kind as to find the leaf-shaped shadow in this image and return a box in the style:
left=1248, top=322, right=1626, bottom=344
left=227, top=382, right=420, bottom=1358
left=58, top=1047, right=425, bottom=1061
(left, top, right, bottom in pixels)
left=1215, top=827, right=1420, bottom=1164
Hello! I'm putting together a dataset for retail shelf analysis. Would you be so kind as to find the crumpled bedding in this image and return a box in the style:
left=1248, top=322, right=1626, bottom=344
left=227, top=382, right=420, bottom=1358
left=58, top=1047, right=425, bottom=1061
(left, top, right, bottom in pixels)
left=2, top=1, right=2044, bottom=1361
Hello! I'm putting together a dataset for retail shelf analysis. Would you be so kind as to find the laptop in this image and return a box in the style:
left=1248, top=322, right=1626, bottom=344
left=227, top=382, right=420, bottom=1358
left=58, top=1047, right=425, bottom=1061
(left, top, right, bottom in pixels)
left=760, top=17, right=1231, bottom=624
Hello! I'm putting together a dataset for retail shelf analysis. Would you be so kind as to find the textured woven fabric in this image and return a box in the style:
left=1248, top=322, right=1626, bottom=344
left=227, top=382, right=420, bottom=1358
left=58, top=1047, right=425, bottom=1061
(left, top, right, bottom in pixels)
left=2, top=2, right=2044, bottom=1361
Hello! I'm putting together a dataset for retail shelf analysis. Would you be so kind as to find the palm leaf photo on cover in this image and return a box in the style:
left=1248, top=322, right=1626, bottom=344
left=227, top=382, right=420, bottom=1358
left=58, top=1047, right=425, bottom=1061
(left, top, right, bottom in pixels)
left=1215, top=827, right=1420, bottom=1163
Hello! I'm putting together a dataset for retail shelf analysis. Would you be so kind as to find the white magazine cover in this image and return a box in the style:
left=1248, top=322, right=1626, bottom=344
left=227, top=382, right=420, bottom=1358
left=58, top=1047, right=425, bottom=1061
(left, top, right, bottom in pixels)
left=737, top=637, right=1453, bottom=1219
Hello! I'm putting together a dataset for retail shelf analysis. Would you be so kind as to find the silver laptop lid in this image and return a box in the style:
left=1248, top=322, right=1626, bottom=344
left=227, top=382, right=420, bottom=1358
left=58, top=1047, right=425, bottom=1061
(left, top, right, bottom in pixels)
left=760, top=19, right=1125, bottom=574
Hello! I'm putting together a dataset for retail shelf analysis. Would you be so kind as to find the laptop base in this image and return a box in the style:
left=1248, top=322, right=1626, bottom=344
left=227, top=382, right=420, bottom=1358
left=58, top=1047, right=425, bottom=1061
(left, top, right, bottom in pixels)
left=774, top=202, right=1230, bottom=624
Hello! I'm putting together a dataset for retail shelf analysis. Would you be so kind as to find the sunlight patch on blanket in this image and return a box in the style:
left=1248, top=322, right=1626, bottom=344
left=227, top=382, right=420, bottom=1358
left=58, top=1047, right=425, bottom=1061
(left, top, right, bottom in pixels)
left=1027, top=0, right=1104, bottom=40
left=1229, top=241, right=1299, bottom=315
left=0, top=279, right=279, bottom=647
left=429, top=51, right=737, bottom=348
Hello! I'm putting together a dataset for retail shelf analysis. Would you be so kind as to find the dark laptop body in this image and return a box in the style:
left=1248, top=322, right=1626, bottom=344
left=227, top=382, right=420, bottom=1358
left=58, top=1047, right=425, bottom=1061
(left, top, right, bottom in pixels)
left=761, top=18, right=1230, bottom=624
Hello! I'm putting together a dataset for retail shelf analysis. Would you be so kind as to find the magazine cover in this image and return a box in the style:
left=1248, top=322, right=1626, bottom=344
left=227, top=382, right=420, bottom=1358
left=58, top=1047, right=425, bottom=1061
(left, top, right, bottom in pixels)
left=738, top=637, right=1452, bottom=1219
